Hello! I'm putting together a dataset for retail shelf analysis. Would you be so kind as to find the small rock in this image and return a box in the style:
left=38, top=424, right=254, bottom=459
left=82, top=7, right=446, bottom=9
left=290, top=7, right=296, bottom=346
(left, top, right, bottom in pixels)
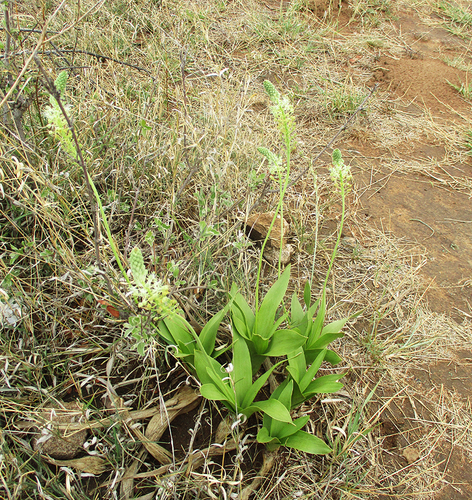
left=245, top=212, right=289, bottom=248
left=263, top=243, right=294, bottom=265
left=402, top=446, right=420, bottom=464
left=245, top=212, right=294, bottom=264
left=33, top=401, right=88, bottom=459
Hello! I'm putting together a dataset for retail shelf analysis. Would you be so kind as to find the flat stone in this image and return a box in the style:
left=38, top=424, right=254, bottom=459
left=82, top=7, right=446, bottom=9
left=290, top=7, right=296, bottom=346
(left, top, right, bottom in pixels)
left=245, top=212, right=290, bottom=249
left=33, top=401, right=88, bottom=459
left=245, top=212, right=294, bottom=264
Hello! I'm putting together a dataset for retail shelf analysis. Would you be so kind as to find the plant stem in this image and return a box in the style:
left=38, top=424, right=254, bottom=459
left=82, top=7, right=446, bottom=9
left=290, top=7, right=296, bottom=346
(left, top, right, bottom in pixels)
left=254, top=105, right=292, bottom=310
left=3, top=0, right=12, bottom=130
left=278, top=111, right=292, bottom=275
left=88, top=174, right=130, bottom=284
left=322, top=174, right=346, bottom=292
left=35, top=56, right=117, bottom=294
left=310, top=169, right=319, bottom=288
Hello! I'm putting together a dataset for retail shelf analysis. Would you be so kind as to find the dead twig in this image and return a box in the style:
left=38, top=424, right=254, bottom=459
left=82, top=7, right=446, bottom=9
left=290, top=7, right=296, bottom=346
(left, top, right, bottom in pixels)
left=35, top=49, right=154, bottom=76
left=34, top=56, right=112, bottom=294
left=240, top=450, right=278, bottom=500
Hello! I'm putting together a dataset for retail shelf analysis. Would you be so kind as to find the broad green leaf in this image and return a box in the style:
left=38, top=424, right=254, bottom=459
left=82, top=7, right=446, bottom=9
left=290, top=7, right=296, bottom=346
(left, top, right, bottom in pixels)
left=257, top=427, right=282, bottom=451
left=205, top=366, right=234, bottom=402
left=263, top=329, right=306, bottom=357
left=246, top=399, right=293, bottom=423
left=194, top=349, right=211, bottom=384
left=251, top=333, right=270, bottom=356
left=241, top=358, right=285, bottom=409
left=289, top=383, right=307, bottom=409
left=156, top=319, right=174, bottom=344
left=232, top=293, right=255, bottom=335
left=304, top=348, right=341, bottom=365
left=306, top=296, right=321, bottom=323
left=284, top=431, right=332, bottom=454
left=200, top=384, right=227, bottom=401
left=321, top=318, right=348, bottom=335
left=165, top=315, right=194, bottom=347
left=278, top=378, right=293, bottom=410
left=268, top=378, right=289, bottom=401
left=256, top=426, right=277, bottom=444
left=303, top=280, right=311, bottom=308
left=291, top=293, right=304, bottom=325
left=308, top=333, right=344, bottom=350
left=324, top=349, right=342, bottom=365
left=256, top=265, right=291, bottom=339
left=277, top=415, right=309, bottom=440
left=299, top=349, right=326, bottom=393
left=194, top=350, right=228, bottom=393
left=232, top=334, right=252, bottom=407
left=268, top=312, right=289, bottom=340
left=175, top=339, right=192, bottom=356
left=286, top=365, right=298, bottom=383
left=304, top=373, right=345, bottom=395
left=199, top=304, right=229, bottom=355
left=308, top=292, right=325, bottom=346
left=232, top=312, right=250, bottom=340
left=287, top=348, right=306, bottom=384
left=268, top=380, right=294, bottom=437
left=229, top=282, right=238, bottom=299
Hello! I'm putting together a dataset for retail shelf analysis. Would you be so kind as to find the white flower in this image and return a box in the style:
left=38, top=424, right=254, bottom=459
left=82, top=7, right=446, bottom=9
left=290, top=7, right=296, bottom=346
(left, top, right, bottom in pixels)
left=329, top=149, right=351, bottom=185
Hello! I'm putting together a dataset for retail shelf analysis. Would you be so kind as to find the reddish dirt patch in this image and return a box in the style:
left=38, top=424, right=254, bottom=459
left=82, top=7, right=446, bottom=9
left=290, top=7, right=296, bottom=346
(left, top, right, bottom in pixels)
left=355, top=170, right=472, bottom=318
left=369, top=12, right=472, bottom=118
left=377, top=375, right=472, bottom=500
left=352, top=10, right=472, bottom=318
left=411, top=349, right=472, bottom=399
left=371, top=56, right=469, bottom=115
left=396, top=11, right=465, bottom=56
left=341, top=9, right=472, bottom=497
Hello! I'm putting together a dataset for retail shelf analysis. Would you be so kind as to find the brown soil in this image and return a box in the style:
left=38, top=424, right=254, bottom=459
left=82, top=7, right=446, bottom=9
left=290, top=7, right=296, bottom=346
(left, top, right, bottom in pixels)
left=355, top=170, right=472, bottom=318
left=343, top=9, right=472, bottom=498
left=371, top=56, right=468, bottom=113
left=358, top=12, right=472, bottom=316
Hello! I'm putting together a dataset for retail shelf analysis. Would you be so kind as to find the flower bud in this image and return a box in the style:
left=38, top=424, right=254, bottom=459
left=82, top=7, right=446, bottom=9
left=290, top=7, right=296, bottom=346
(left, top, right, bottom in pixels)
left=129, top=247, right=147, bottom=285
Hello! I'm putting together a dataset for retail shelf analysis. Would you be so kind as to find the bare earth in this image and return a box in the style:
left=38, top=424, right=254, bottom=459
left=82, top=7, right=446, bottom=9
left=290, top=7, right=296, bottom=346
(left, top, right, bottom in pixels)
left=341, top=7, right=472, bottom=499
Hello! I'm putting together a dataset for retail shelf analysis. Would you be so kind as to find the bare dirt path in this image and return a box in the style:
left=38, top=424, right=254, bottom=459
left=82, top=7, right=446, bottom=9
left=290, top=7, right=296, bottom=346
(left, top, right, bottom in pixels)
left=341, top=7, right=472, bottom=498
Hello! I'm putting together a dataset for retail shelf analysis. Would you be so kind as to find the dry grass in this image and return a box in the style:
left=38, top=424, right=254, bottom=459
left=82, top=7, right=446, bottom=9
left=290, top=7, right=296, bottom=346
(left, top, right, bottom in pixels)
left=1, top=0, right=471, bottom=498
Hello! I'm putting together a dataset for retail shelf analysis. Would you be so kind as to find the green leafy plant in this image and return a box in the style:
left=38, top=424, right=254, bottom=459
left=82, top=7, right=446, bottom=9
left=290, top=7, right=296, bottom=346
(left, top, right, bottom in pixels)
left=45, top=76, right=351, bottom=457
left=194, top=333, right=292, bottom=423
left=229, top=265, right=306, bottom=372
left=126, top=246, right=228, bottom=359
left=119, top=84, right=352, bottom=457
left=257, top=380, right=332, bottom=454
left=196, top=91, right=352, bottom=455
